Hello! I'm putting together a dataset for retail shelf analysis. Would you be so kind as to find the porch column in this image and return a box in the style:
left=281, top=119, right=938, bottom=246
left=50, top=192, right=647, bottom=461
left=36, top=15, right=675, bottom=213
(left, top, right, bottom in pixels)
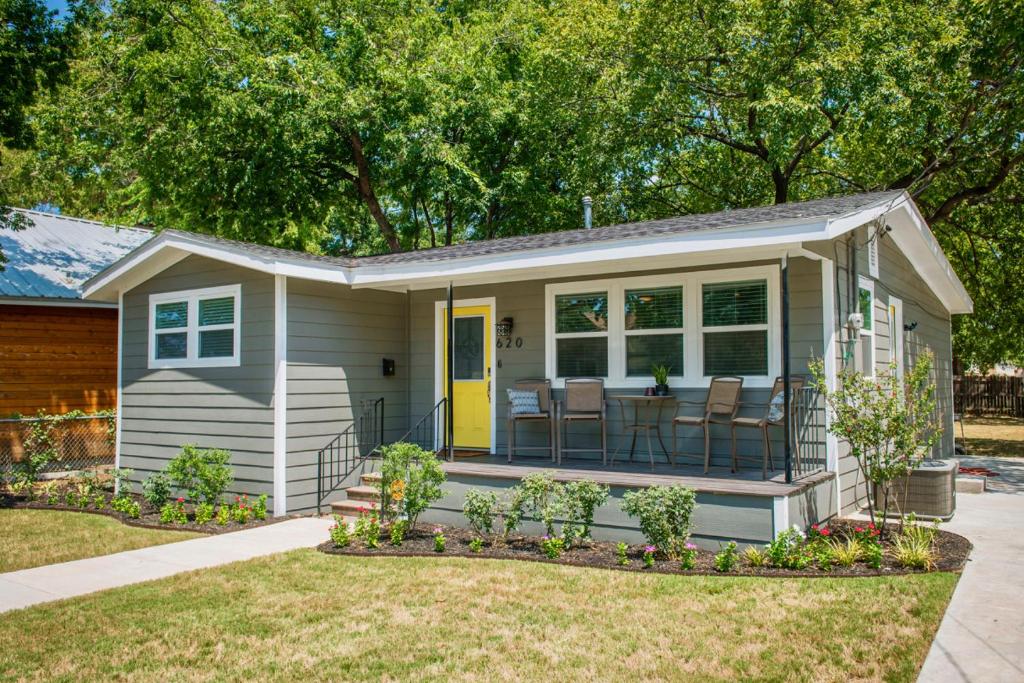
left=781, top=255, right=793, bottom=483
left=446, top=281, right=455, bottom=462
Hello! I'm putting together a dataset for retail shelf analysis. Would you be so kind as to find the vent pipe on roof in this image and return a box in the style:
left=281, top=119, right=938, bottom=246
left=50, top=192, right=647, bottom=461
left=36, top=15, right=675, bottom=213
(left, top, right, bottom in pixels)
left=582, top=196, right=593, bottom=229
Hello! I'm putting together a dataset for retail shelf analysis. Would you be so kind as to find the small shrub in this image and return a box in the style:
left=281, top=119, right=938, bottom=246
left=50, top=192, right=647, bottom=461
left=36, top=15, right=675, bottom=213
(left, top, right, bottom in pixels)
left=252, top=494, right=268, bottom=521
left=511, top=473, right=562, bottom=538
left=540, top=535, right=563, bottom=559
left=714, top=541, right=739, bottom=572
left=111, top=496, right=141, bottom=519
left=232, top=496, right=252, bottom=524
left=42, top=482, right=60, bottom=506
left=616, top=542, right=630, bottom=567
left=194, top=502, right=214, bottom=525
left=92, top=493, right=106, bottom=510
left=389, top=520, right=408, bottom=546
left=642, top=545, right=656, bottom=568
left=142, top=472, right=172, bottom=510
left=621, top=485, right=697, bottom=560
left=110, top=468, right=134, bottom=497
left=329, top=516, right=351, bottom=548
left=378, top=442, right=446, bottom=529
left=160, top=498, right=187, bottom=524
left=827, top=538, right=862, bottom=568
left=463, top=490, right=499, bottom=538
left=561, top=480, right=610, bottom=545
left=433, top=526, right=446, bottom=553
left=166, top=444, right=234, bottom=505
left=892, top=516, right=937, bottom=570
left=743, top=546, right=768, bottom=567
left=469, top=537, right=484, bottom=553
left=216, top=504, right=231, bottom=526
left=355, top=511, right=381, bottom=549
left=680, top=542, right=698, bottom=571
left=765, top=526, right=811, bottom=570
left=862, top=538, right=883, bottom=569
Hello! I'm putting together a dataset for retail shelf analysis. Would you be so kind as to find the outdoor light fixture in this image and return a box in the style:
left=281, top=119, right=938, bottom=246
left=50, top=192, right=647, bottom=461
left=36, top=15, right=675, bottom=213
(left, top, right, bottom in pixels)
left=904, top=321, right=918, bottom=332
left=496, top=317, right=514, bottom=337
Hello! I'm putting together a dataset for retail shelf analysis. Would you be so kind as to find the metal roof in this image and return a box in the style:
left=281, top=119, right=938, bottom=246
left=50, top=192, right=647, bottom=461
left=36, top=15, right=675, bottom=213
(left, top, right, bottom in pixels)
left=0, top=209, right=153, bottom=300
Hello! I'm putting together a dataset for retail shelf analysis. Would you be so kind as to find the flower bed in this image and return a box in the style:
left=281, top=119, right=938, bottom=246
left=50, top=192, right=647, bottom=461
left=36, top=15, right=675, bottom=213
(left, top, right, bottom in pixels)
left=2, top=487, right=282, bottom=535
left=319, top=519, right=971, bottom=577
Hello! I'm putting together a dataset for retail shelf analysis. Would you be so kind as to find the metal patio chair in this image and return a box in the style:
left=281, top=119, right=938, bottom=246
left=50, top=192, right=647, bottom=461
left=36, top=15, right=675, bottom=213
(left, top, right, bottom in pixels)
left=557, top=378, right=607, bottom=465
left=730, top=376, right=805, bottom=479
left=507, top=379, right=556, bottom=463
left=671, top=376, right=744, bottom=473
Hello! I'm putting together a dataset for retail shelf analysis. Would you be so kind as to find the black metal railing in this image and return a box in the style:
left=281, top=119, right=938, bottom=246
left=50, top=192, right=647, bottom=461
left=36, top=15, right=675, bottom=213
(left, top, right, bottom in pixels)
left=316, top=398, right=384, bottom=513
left=395, top=398, right=449, bottom=459
left=791, top=386, right=827, bottom=479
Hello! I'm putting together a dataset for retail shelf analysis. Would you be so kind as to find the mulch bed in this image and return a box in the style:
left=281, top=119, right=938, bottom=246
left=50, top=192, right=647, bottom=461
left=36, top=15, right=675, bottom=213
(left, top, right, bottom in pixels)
left=0, top=492, right=289, bottom=535
left=319, top=519, right=971, bottom=578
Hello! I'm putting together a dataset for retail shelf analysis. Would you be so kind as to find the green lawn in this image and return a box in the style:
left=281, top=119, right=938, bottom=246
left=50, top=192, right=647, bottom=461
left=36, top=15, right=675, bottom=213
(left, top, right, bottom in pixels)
left=0, top=549, right=956, bottom=682
left=0, top=509, right=200, bottom=573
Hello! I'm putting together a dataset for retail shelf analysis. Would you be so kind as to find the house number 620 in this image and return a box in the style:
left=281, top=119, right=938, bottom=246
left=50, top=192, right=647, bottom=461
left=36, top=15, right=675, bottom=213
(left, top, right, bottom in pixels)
left=497, top=337, right=523, bottom=349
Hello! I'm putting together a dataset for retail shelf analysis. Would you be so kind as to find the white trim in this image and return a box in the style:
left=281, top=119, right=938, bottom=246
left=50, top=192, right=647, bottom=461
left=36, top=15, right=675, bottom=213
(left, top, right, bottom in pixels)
left=821, top=259, right=841, bottom=516
left=867, top=234, right=880, bottom=279
left=0, top=297, right=118, bottom=309
left=434, top=297, right=497, bottom=453
left=273, top=275, right=288, bottom=517
left=114, top=291, right=124, bottom=493
left=772, top=495, right=790, bottom=537
left=148, top=284, right=242, bottom=369
left=544, top=265, right=781, bottom=389
left=889, top=296, right=905, bottom=382
left=857, top=277, right=876, bottom=379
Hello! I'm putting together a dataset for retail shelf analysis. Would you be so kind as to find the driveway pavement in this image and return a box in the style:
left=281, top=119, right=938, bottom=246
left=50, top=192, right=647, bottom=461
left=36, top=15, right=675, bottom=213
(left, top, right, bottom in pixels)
left=918, top=457, right=1024, bottom=682
left=0, top=516, right=333, bottom=613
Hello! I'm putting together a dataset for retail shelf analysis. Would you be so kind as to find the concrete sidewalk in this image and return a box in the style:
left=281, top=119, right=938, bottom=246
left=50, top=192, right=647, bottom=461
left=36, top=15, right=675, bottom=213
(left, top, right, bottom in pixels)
left=0, top=516, right=333, bottom=613
left=918, top=490, right=1024, bottom=682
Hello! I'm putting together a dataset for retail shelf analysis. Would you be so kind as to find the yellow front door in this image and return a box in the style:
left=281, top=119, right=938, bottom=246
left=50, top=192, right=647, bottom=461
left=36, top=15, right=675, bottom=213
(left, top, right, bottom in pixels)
left=442, top=304, right=492, bottom=450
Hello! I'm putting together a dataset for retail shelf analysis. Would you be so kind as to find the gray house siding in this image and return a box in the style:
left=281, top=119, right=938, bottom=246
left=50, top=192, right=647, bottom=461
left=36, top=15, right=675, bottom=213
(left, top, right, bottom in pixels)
left=807, top=226, right=954, bottom=514
left=119, top=255, right=276, bottom=505
left=285, top=279, right=408, bottom=512
left=407, top=257, right=825, bottom=471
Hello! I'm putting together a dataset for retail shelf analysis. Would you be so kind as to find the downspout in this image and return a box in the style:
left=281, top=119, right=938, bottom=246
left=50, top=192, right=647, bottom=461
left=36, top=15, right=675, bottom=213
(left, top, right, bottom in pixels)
left=446, top=282, right=455, bottom=462
left=782, top=255, right=793, bottom=484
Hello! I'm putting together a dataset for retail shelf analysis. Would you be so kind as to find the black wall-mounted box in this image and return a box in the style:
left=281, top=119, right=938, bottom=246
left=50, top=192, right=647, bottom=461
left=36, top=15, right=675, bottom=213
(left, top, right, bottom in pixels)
left=382, top=358, right=396, bottom=376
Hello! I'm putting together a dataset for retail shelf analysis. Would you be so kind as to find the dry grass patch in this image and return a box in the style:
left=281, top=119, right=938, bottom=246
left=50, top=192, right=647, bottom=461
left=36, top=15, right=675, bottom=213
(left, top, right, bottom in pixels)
left=0, top=509, right=200, bottom=573
left=0, top=550, right=956, bottom=682
left=962, top=416, right=1024, bottom=457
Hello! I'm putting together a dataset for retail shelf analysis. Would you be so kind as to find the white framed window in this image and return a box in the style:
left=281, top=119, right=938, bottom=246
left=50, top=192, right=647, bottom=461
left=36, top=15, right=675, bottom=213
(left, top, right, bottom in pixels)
left=149, top=284, right=241, bottom=369
left=857, top=277, right=875, bottom=378
left=545, top=266, right=780, bottom=388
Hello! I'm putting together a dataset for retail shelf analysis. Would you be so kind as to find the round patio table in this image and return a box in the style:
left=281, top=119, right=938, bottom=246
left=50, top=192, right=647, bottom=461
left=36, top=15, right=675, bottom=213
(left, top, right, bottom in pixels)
left=607, top=394, right=674, bottom=470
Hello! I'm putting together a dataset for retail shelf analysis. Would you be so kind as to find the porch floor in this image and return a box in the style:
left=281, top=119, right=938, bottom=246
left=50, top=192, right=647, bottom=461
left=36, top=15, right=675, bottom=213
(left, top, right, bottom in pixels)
left=440, top=451, right=833, bottom=497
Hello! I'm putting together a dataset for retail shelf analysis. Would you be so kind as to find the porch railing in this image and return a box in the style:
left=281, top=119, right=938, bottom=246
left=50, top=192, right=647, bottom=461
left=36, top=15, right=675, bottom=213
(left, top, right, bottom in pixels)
left=315, top=398, right=384, bottom=513
left=791, top=386, right=827, bottom=480
left=395, top=398, right=448, bottom=459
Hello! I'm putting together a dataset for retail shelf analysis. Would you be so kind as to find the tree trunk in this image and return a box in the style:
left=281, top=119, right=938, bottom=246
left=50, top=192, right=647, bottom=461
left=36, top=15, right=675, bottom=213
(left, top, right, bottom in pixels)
left=348, top=132, right=401, bottom=253
left=771, top=167, right=789, bottom=204
left=443, top=191, right=453, bottom=246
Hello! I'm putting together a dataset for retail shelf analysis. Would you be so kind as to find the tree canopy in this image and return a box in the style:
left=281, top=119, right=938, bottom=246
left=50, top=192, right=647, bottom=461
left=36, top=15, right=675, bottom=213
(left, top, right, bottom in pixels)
left=3, top=0, right=1022, bottom=368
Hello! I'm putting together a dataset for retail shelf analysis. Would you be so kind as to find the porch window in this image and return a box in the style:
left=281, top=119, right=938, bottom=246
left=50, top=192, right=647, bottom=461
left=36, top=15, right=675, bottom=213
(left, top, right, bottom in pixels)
left=700, top=280, right=769, bottom=376
left=858, top=278, right=875, bottom=378
left=624, top=286, right=684, bottom=376
left=149, top=284, right=241, bottom=369
left=554, top=291, right=608, bottom=377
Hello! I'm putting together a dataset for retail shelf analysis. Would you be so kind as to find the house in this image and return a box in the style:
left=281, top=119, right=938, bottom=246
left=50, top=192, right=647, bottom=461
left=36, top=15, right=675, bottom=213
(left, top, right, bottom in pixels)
left=0, top=209, right=152, bottom=416
left=81, top=191, right=971, bottom=546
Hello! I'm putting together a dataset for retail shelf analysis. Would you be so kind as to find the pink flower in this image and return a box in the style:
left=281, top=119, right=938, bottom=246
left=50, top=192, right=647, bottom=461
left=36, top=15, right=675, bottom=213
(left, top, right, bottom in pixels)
left=685, top=542, right=697, bottom=551
left=644, top=545, right=656, bottom=553
left=176, top=497, right=184, bottom=504
left=821, top=528, right=831, bottom=537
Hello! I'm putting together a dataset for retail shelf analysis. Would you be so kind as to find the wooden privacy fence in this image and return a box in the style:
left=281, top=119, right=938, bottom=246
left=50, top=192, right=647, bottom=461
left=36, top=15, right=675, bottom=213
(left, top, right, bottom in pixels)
left=954, top=375, right=1024, bottom=418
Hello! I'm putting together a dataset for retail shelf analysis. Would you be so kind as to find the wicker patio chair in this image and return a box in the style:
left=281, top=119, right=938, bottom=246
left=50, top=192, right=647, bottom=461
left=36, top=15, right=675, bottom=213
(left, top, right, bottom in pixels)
left=671, top=376, right=744, bottom=473
left=507, top=379, right=556, bottom=463
left=730, top=377, right=805, bottom=480
left=557, top=378, right=607, bottom=465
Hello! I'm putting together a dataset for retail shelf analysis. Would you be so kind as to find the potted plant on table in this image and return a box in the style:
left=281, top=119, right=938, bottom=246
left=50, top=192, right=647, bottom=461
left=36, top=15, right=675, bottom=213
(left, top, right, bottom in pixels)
left=652, top=365, right=671, bottom=396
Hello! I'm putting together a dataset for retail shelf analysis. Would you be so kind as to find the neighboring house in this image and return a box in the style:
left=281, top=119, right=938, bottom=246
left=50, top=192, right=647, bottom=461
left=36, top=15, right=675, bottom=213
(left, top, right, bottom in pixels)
left=0, top=209, right=152, bottom=416
left=82, top=191, right=971, bottom=546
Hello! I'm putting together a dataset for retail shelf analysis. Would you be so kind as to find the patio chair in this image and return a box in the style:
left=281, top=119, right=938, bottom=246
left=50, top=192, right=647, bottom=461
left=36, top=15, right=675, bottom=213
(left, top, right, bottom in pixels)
left=671, top=376, right=744, bottom=473
left=557, top=378, right=607, bottom=465
left=730, top=376, right=805, bottom=479
left=507, top=379, right=556, bottom=463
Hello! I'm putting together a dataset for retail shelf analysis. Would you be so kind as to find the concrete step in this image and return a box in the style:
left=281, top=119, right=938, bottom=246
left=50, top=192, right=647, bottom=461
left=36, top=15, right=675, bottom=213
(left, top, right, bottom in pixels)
left=956, top=476, right=986, bottom=494
left=361, top=471, right=381, bottom=486
left=345, top=485, right=381, bottom=502
left=330, top=499, right=381, bottom=516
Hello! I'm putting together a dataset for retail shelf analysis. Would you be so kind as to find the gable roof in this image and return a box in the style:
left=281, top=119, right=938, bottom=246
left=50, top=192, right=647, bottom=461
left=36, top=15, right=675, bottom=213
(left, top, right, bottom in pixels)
left=1, top=209, right=153, bottom=302
left=81, top=191, right=973, bottom=313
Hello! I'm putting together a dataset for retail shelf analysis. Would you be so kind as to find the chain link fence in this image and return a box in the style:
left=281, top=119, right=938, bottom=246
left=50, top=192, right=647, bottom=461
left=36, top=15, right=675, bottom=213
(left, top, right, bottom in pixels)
left=0, top=414, right=116, bottom=480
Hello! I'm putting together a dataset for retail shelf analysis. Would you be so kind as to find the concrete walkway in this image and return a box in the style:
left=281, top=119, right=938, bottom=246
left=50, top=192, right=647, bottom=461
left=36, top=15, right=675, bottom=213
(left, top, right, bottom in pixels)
left=918, top=472, right=1024, bottom=681
left=0, top=516, right=333, bottom=613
